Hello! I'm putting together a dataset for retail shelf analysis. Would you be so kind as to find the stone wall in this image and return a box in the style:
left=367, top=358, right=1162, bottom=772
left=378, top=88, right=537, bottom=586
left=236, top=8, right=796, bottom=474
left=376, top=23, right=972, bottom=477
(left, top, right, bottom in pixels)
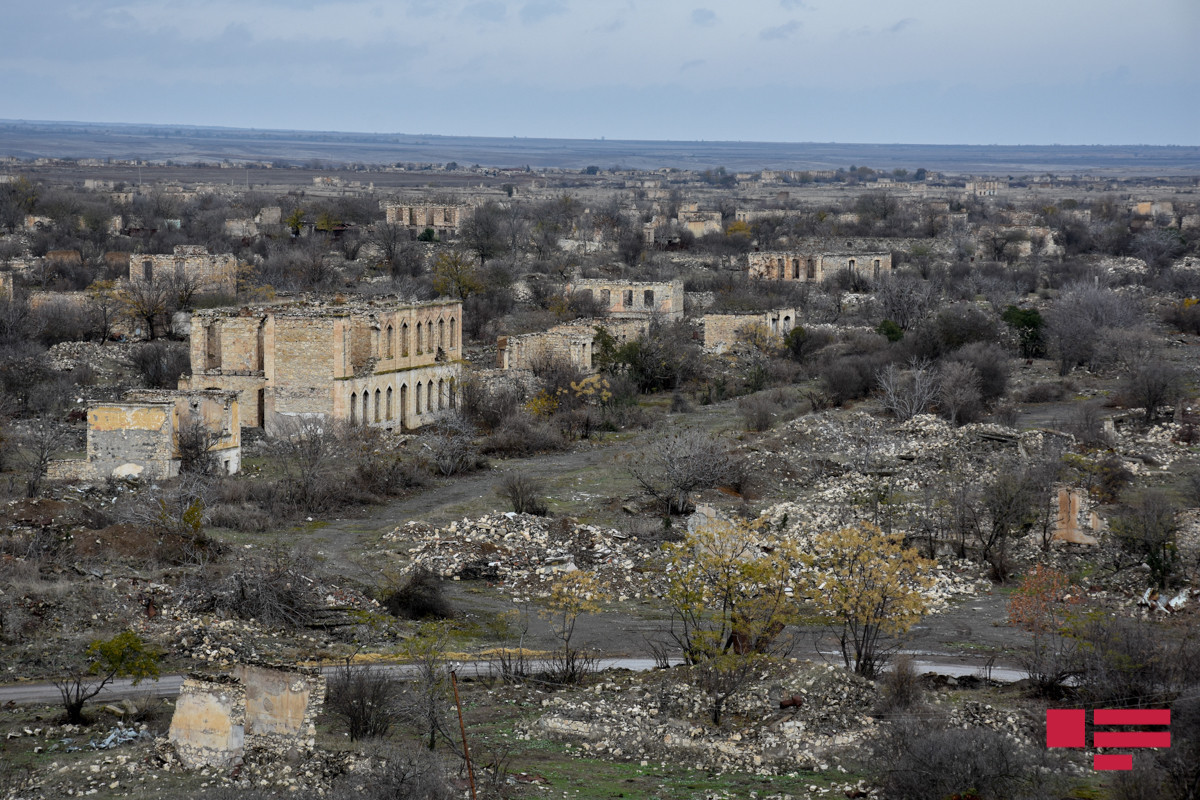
left=498, top=323, right=596, bottom=372
left=703, top=308, right=800, bottom=353
left=748, top=250, right=892, bottom=282
left=383, top=203, right=468, bottom=234
left=565, top=279, right=684, bottom=320
left=129, top=245, right=237, bottom=295
left=168, top=665, right=325, bottom=770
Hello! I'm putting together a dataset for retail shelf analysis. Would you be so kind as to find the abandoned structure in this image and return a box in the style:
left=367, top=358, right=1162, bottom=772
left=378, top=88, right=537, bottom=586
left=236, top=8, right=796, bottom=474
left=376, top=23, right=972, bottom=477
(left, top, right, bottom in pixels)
left=383, top=202, right=468, bottom=237
left=180, top=299, right=462, bottom=432
left=565, top=279, right=685, bottom=321
left=168, top=663, right=325, bottom=769
left=129, top=245, right=238, bottom=295
left=703, top=308, right=800, bottom=354
left=47, top=389, right=240, bottom=481
left=497, top=319, right=646, bottom=373
left=747, top=249, right=893, bottom=283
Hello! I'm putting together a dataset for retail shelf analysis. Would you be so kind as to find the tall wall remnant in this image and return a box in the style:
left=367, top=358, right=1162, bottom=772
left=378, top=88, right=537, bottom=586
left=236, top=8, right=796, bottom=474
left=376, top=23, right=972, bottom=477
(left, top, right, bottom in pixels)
left=383, top=203, right=468, bottom=236
left=129, top=245, right=238, bottom=295
left=702, top=308, right=801, bottom=353
left=168, top=664, right=325, bottom=769
left=46, top=389, right=240, bottom=481
left=1052, top=487, right=1102, bottom=545
left=748, top=249, right=893, bottom=283
left=180, top=299, right=462, bottom=432
left=564, top=279, right=684, bottom=321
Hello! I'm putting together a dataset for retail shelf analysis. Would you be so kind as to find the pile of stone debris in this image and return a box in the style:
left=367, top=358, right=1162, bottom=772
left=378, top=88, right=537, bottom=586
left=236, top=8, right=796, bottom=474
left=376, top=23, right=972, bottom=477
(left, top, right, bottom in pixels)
left=394, top=512, right=665, bottom=599
left=524, top=660, right=879, bottom=776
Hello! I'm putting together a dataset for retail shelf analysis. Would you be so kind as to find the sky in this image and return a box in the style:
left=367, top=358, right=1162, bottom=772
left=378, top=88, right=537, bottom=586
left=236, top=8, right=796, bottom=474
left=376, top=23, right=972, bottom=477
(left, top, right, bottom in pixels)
left=4, top=0, right=1199, bottom=146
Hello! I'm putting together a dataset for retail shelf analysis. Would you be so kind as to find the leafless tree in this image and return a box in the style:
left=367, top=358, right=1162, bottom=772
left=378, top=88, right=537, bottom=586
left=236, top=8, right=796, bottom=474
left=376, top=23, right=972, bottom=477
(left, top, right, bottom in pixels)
left=20, top=415, right=70, bottom=498
left=176, top=418, right=221, bottom=476
left=1112, top=490, right=1180, bottom=589
left=418, top=413, right=480, bottom=476
left=877, top=359, right=938, bottom=421
left=1131, top=228, right=1185, bottom=275
left=937, top=360, right=982, bottom=426
left=1122, top=359, right=1186, bottom=423
left=1045, top=283, right=1141, bottom=375
left=326, top=661, right=404, bottom=741
left=400, top=624, right=456, bottom=751
left=627, top=429, right=739, bottom=517
left=119, top=277, right=172, bottom=340
left=876, top=273, right=938, bottom=331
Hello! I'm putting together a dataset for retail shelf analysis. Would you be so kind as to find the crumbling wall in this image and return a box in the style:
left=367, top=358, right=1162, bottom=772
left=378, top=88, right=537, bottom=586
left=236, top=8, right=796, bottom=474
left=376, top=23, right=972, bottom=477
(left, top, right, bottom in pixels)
left=703, top=308, right=800, bottom=353
left=129, top=245, right=237, bottom=295
left=748, top=250, right=893, bottom=282
left=168, top=665, right=325, bottom=770
left=499, top=324, right=596, bottom=371
left=565, top=279, right=684, bottom=320
left=383, top=203, right=468, bottom=235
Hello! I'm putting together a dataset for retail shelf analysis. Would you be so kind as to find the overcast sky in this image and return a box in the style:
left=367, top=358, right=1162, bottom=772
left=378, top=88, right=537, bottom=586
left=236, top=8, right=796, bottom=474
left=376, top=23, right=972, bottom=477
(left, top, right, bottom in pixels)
left=5, top=0, right=1198, bottom=145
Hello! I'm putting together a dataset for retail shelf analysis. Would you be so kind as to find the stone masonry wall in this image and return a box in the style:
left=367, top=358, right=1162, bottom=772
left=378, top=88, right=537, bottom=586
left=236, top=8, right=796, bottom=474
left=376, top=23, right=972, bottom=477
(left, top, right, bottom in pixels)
left=565, top=279, right=684, bottom=320
left=129, top=245, right=237, bottom=295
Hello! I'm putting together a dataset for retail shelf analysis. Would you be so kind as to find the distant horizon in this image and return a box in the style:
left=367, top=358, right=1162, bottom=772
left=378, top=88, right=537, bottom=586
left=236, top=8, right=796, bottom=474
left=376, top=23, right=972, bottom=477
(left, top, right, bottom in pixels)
left=2, top=118, right=1195, bottom=151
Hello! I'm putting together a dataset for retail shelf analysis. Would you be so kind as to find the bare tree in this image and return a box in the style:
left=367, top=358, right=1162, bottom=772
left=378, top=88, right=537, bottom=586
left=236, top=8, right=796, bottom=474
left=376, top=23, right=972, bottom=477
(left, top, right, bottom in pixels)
left=937, top=360, right=982, bottom=426
left=418, top=413, right=480, bottom=476
left=877, top=359, right=938, bottom=421
left=20, top=415, right=70, bottom=497
left=326, top=661, right=404, bottom=741
left=119, top=277, right=172, bottom=339
left=1045, top=284, right=1141, bottom=375
left=1122, top=359, right=1185, bottom=423
left=1112, top=490, right=1180, bottom=589
left=177, top=418, right=221, bottom=476
left=627, top=429, right=739, bottom=517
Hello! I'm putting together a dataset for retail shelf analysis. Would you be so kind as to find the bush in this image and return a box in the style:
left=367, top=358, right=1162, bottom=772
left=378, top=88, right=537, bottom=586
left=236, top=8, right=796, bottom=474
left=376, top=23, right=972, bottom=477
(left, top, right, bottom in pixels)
left=876, top=655, right=923, bottom=715
left=498, top=472, right=549, bottom=516
left=946, top=341, right=1009, bottom=404
left=1020, top=380, right=1067, bottom=403
left=325, top=663, right=403, bottom=740
left=129, top=341, right=189, bottom=389
left=874, top=718, right=1058, bottom=800
left=330, top=742, right=453, bottom=800
left=382, top=565, right=454, bottom=620
left=189, top=546, right=319, bottom=627
left=739, top=394, right=778, bottom=432
left=480, top=412, right=565, bottom=457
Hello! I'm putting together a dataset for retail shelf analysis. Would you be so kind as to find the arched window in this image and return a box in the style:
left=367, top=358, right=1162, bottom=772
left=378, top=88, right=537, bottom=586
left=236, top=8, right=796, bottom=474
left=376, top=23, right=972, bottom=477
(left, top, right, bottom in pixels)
left=449, top=318, right=456, bottom=349
left=400, top=384, right=408, bottom=426
left=385, top=325, right=394, bottom=359
left=401, top=322, right=409, bottom=356
left=792, top=259, right=800, bottom=280
left=415, top=322, right=423, bottom=354
left=374, top=389, right=381, bottom=422
left=362, top=392, right=369, bottom=424
left=848, top=258, right=856, bottom=272
left=415, top=382, right=423, bottom=414
left=448, top=378, right=456, bottom=409
left=350, top=392, right=358, bottom=425
left=438, top=318, right=445, bottom=350
left=437, top=379, right=445, bottom=411
left=386, top=386, right=393, bottom=420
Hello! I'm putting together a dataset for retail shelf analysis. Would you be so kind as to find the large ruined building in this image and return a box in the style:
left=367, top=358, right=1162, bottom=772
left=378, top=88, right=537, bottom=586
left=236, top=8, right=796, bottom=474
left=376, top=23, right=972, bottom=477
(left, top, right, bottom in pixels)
left=748, top=249, right=893, bottom=283
left=48, top=388, right=240, bottom=481
left=180, top=299, right=462, bottom=432
left=129, top=244, right=238, bottom=295
left=383, top=202, right=469, bottom=237
left=565, top=279, right=685, bottom=321
left=498, top=319, right=647, bottom=373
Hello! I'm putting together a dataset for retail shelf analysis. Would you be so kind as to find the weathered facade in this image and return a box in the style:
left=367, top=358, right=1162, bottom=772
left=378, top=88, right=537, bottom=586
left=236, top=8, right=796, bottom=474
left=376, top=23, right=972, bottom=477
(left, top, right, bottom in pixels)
left=497, top=319, right=646, bottom=372
left=181, top=299, right=462, bottom=432
left=383, top=203, right=468, bottom=236
left=703, top=308, right=800, bottom=354
left=168, top=664, right=325, bottom=769
left=565, top=279, right=684, bottom=321
left=129, top=245, right=238, bottom=295
left=748, top=250, right=893, bottom=282
left=47, top=389, right=240, bottom=481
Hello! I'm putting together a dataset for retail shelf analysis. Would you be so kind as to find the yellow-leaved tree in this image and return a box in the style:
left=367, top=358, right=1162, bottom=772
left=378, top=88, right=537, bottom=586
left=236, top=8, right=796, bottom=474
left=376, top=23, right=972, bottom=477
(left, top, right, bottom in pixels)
left=805, top=522, right=936, bottom=679
left=540, top=570, right=607, bottom=684
left=665, top=518, right=802, bottom=724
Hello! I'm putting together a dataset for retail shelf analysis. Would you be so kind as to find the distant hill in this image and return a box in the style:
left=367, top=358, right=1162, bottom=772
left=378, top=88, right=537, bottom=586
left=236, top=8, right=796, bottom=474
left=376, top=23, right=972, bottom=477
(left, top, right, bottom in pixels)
left=2, top=119, right=1199, bottom=176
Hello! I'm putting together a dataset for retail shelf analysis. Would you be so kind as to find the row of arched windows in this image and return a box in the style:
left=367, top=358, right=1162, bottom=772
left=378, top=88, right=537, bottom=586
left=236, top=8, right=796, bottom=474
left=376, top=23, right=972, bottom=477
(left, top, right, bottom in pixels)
left=382, top=316, right=457, bottom=360
left=349, top=378, right=455, bottom=426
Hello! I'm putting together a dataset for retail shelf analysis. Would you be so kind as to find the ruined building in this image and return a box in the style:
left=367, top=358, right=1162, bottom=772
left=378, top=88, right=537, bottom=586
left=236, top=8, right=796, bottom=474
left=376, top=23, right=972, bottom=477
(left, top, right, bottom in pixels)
left=498, top=319, right=645, bottom=373
left=703, top=308, right=801, bottom=354
left=180, top=299, right=462, bottom=433
left=129, top=245, right=238, bottom=295
left=383, top=203, right=469, bottom=237
left=48, top=389, right=241, bottom=481
left=565, top=279, right=685, bottom=321
left=748, top=249, right=893, bottom=283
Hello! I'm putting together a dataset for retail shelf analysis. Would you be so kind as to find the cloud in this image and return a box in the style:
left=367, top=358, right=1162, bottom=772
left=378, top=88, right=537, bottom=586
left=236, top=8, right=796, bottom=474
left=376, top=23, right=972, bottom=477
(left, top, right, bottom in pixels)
left=886, top=17, right=916, bottom=34
left=463, top=1, right=506, bottom=23
left=779, top=0, right=805, bottom=9
left=760, top=20, right=801, bottom=40
left=520, top=1, right=565, bottom=25
left=691, top=8, right=715, bottom=26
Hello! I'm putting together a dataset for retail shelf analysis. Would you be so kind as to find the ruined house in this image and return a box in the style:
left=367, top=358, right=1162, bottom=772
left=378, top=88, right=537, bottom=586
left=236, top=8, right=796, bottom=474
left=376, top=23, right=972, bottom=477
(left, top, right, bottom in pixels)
left=168, top=663, right=325, bottom=769
left=47, top=389, right=240, bottom=481
left=565, top=279, right=685, bottom=321
left=180, top=299, right=462, bottom=432
left=129, top=245, right=238, bottom=295
left=383, top=202, right=469, bottom=237
left=748, top=249, right=893, bottom=283
left=703, top=308, right=801, bottom=354
left=497, top=319, right=646, bottom=372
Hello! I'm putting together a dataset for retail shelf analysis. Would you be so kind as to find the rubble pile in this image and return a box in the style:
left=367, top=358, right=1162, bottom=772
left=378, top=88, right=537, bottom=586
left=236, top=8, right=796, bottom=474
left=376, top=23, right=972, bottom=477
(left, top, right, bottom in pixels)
left=523, top=660, right=879, bottom=775
left=396, top=512, right=665, bottom=599
left=45, top=340, right=134, bottom=382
